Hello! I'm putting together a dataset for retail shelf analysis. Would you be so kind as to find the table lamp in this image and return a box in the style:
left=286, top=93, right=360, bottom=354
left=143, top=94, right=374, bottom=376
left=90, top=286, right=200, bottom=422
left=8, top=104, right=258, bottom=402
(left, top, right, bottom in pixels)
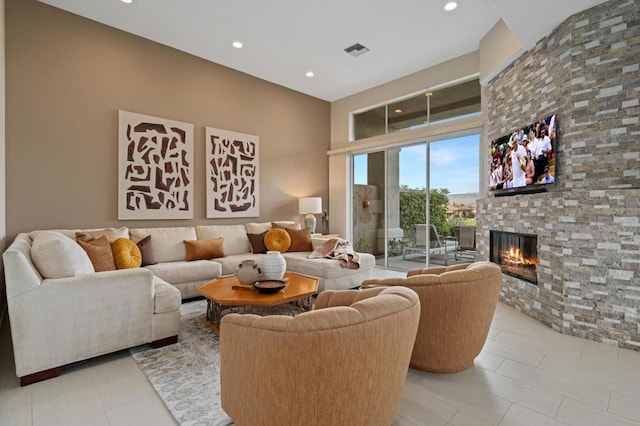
left=298, top=197, right=322, bottom=233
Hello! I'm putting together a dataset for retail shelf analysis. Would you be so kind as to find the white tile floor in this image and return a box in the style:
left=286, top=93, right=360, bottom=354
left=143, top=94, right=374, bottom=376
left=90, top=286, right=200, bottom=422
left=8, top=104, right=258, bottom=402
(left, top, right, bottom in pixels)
left=1, top=269, right=639, bottom=425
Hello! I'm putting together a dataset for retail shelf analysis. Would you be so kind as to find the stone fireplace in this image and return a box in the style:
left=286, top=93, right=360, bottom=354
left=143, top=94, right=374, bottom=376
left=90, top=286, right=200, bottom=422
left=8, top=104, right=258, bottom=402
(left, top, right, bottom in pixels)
left=477, top=0, right=639, bottom=350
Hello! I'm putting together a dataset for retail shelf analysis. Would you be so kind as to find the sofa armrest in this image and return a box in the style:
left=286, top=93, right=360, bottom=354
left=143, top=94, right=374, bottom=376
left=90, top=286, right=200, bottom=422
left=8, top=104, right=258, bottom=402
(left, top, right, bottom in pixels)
left=9, top=268, right=156, bottom=377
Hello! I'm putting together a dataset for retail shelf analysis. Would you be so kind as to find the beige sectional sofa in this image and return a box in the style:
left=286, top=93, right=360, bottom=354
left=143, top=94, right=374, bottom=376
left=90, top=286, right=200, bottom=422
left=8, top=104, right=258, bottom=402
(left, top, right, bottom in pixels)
left=3, top=221, right=374, bottom=384
left=126, top=222, right=375, bottom=298
left=3, top=231, right=181, bottom=385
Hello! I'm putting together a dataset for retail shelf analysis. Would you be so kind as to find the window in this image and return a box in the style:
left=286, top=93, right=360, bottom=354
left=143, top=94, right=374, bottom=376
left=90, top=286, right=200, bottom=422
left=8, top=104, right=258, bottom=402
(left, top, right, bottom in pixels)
left=352, top=78, right=480, bottom=141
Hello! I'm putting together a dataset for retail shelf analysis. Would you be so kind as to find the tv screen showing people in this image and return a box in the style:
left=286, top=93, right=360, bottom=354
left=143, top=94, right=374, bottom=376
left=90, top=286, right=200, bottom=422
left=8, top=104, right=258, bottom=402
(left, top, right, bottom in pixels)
left=489, top=114, right=557, bottom=192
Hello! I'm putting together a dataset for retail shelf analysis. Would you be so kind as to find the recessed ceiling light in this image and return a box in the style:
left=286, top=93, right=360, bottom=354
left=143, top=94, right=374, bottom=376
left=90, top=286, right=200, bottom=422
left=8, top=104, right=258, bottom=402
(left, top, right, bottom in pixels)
left=121, top=0, right=133, bottom=4
left=444, top=2, right=458, bottom=11
left=395, top=109, right=403, bottom=113
left=305, top=71, right=314, bottom=77
left=232, top=41, right=243, bottom=49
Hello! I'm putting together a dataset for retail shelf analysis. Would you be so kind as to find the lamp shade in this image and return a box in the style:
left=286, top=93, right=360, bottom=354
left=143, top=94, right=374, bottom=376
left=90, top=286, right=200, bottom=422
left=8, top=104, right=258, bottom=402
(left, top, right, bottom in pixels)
left=298, top=197, right=322, bottom=214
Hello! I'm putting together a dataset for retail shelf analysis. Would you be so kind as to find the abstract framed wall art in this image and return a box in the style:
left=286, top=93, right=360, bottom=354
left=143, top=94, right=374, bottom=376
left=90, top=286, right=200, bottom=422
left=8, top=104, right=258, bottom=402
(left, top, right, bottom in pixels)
left=205, top=127, right=259, bottom=218
left=118, top=110, right=194, bottom=219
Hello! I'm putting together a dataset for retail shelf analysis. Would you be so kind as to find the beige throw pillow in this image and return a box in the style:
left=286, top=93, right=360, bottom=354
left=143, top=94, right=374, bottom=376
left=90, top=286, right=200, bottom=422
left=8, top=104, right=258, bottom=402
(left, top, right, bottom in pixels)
left=75, top=227, right=128, bottom=243
left=31, top=231, right=95, bottom=278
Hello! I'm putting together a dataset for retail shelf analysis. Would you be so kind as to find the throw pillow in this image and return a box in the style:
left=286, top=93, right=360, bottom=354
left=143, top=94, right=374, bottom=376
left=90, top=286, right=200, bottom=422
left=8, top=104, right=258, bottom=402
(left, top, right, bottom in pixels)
left=271, top=221, right=302, bottom=230
left=247, top=231, right=269, bottom=254
left=75, top=227, right=128, bottom=243
left=184, top=238, right=225, bottom=261
left=111, top=238, right=142, bottom=269
left=136, top=235, right=157, bottom=266
left=77, top=236, right=117, bottom=272
left=31, top=231, right=95, bottom=278
left=264, top=228, right=291, bottom=252
left=286, top=227, right=313, bottom=252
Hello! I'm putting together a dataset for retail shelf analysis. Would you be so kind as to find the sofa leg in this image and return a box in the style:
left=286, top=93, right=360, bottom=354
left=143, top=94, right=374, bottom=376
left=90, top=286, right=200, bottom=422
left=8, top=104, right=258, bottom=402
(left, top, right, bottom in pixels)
left=20, top=366, right=62, bottom=386
left=152, top=335, right=178, bottom=348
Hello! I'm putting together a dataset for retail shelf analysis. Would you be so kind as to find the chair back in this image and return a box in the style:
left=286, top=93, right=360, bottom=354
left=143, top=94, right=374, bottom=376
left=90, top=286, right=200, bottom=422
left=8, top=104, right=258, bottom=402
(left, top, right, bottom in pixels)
left=362, top=261, right=502, bottom=373
left=457, top=225, right=476, bottom=250
left=220, top=286, right=420, bottom=426
left=429, top=225, right=443, bottom=248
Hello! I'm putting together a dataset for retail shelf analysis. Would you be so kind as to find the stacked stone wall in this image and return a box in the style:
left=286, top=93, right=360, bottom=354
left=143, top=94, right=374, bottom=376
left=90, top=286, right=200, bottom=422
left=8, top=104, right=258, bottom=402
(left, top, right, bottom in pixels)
left=478, top=0, right=640, bottom=349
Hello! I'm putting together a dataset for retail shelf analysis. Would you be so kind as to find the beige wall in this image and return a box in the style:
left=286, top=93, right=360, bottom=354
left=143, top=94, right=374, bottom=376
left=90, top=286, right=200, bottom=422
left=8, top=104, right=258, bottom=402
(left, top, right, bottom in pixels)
left=4, top=0, right=330, bottom=241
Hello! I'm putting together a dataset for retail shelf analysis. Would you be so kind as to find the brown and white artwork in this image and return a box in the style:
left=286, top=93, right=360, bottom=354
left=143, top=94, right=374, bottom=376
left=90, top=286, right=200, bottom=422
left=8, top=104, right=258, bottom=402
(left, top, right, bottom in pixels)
left=118, top=110, right=194, bottom=220
left=205, top=127, right=259, bottom=218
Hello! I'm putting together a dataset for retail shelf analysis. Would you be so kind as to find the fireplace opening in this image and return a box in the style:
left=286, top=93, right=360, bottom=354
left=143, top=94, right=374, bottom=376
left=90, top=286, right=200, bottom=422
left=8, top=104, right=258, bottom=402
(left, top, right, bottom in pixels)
left=490, top=230, right=538, bottom=285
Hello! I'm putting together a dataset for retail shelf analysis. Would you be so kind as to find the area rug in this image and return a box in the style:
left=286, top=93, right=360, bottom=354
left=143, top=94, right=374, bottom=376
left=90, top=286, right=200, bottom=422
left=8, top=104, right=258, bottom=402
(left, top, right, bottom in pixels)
left=130, top=299, right=298, bottom=426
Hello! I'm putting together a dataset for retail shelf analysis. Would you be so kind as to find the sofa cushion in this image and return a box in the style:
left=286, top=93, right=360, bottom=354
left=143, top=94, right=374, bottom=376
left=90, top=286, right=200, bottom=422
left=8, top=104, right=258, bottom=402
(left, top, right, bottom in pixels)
left=112, top=238, right=143, bottom=269
left=272, top=221, right=301, bottom=230
left=31, top=231, right=95, bottom=278
left=196, top=225, right=251, bottom=256
left=264, top=228, right=291, bottom=252
left=144, top=260, right=222, bottom=285
left=130, top=227, right=197, bottom=263
left=245, top=222, right=272, bottom=234
left=153, top=276, right=181, bottom=314
left=75, top=227, right=129, bottom=243
left=247, top=231, right=268, bottom=254
left=136, top=235, right=157, bottom=266
left=184, top=238, right=225, bottom=261
left=77, top=236, right=117, bottom=272
left=286, top=227, right=313, bottom=252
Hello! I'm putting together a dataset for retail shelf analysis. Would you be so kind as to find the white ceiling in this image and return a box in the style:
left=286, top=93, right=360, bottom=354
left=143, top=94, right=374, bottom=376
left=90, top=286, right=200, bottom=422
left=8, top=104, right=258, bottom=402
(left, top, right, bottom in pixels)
left=40, top=0, right=607, bottom=102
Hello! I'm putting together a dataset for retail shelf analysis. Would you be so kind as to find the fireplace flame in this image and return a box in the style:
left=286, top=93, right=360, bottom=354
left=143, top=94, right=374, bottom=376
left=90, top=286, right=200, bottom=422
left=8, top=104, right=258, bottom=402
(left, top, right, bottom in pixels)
left=503, top=246, right=536, bottom=266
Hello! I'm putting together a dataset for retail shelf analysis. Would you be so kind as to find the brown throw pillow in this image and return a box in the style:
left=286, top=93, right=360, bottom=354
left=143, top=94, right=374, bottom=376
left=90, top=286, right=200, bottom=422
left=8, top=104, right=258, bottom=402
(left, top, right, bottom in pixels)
left=136, top=235, right=157, bottom=266
left=247, top=231, right=268, bottom=254
left=76, top=236, right=117, bottom=272
left=286, top=227, right=313, bottom=252
left=264, top=228, right=291, bottom=252
left=184, top=238, right=225, bottom=261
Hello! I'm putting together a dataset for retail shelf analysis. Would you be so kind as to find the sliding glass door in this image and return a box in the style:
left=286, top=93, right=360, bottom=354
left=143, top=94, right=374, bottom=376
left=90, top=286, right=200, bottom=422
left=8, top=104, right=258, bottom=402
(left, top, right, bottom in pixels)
left=352, top=133, right=479, bottom=271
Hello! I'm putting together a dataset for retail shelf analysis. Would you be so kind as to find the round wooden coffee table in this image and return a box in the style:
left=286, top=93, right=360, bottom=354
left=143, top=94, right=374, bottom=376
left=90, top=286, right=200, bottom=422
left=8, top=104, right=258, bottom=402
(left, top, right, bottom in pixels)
left=198, top=271, right=319, bottom=330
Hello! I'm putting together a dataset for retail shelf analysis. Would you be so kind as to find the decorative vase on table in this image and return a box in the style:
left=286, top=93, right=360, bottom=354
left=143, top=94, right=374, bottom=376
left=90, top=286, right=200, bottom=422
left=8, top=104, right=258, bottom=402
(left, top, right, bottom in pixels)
left=261, top=251, right=286, bottom=280
left=235, top=259, right=261, bottom=284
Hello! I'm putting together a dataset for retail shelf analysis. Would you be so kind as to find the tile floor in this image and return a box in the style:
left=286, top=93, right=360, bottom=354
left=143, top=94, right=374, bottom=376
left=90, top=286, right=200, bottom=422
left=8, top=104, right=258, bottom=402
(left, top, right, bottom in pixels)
left=1, top=269, right=639, bottom=425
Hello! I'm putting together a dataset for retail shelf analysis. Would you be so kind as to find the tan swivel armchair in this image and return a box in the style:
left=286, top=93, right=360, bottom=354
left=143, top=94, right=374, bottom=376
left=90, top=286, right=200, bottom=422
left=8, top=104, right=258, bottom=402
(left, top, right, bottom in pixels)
left=220, top=286, right=420, bottom=426
left=362, top=261, right=502, bottom=373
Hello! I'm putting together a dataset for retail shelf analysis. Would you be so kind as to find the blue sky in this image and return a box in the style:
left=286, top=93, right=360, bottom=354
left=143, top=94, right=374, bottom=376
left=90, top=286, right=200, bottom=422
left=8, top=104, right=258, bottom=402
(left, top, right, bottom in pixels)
left=353, top=134, right=479, bottom=194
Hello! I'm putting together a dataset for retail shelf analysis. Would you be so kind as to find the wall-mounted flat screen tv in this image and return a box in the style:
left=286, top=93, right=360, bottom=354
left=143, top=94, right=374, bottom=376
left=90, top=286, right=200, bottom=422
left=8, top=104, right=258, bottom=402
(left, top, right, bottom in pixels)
left=489, top=114, right=557, bottom=194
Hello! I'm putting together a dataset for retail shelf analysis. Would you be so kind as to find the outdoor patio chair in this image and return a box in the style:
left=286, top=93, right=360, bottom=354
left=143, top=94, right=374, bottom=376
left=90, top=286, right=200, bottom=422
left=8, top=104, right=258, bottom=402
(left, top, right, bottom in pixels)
left=452, top=225, right=476, bottom=260
left=403, top=224, right=444, bottom=260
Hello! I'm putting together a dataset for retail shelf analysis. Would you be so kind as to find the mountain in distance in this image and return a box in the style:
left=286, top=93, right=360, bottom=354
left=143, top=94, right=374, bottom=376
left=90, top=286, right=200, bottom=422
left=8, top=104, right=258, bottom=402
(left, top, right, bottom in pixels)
left=447, top=192, right=479, bottom=206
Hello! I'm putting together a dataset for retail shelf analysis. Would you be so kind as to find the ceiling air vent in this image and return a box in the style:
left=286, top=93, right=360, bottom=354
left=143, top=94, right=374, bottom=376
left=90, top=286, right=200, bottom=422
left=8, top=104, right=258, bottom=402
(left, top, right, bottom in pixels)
left=344, top=43, right=370, bottom=57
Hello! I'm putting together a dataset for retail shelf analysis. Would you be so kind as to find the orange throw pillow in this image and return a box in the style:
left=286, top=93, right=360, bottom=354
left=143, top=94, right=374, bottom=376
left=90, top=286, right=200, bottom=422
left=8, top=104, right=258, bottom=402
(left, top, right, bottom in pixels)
left=184, top=238, right=225, bottom=261
left=264, top=228, right=291, bottom=252
left=111, top=238, right=142, bottom=269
